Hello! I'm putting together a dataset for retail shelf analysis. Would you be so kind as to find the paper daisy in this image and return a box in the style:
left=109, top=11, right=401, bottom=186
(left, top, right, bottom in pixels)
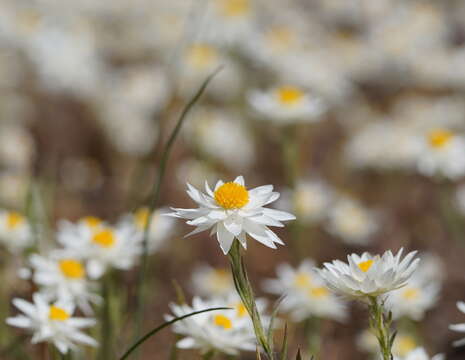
left=318, top=248, right=419, bottom=299
left=450, top=301, right=465, bottom=346
left=248, top=85, right=326, bottom=124
left=0, top=209, right=33, bottom=253
left=169, top=176, right=295, bottom=254
left=7, top=293, right=97, bottom=354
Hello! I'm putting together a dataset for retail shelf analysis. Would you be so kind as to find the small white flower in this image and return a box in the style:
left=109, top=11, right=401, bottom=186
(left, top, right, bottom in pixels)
left=248, top=85, right=326, bottom=124
left=166, top=296, right=257, bottom=355
left=57, top=217, right=142, bottom=279
left=416, top=128, right=465, bottom=180
left=318, top=248, right=419, bottom=299
left=191, top=264, right=234, bottom=297
left=0, top=210, right=33, bottom=253
left=29, top=254, right=101, bottom=315
left=263, top=260, right=346, bottom=322
left=7, top=293, right=97, bottom=354
left=325, top=197, right=378, bottom=245
left=450, top=301, right=465, bottom=347
left=168, top=176, right=295, bottom=254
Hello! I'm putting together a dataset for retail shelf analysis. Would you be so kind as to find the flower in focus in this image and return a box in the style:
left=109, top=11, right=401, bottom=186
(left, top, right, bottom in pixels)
left=450, top=301, right=465, bottom=346
left=7, top=293, right=97, bottom=354
left=416, top=128, right=465, bottom=180
left=169, top=176, right=295, bottom=254
left=318, top=248, right=419, bottom=299
left=248, top=85, right=327, bottom=124
left=166, top=296, right=257, bottom=355
left=191, top=264, right=234, bottom=297
left=0, top=209, right=33, bottom=253
left=263, top=260, right=346, bottom=322
left=29, top=254, right=101, bottom=315
left=57, top=218, right=142, bottom=279
left=325, top=197, right=378, bottom=245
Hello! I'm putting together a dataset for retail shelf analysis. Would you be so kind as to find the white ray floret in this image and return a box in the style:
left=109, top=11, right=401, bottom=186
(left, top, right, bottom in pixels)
left=450, top=301, right=465, bottom=347
left=168, top=176, right=295, bottom=254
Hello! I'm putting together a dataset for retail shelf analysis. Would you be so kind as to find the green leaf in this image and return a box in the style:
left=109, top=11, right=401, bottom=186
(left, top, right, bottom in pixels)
left=280, top=324, right=288, bottom=360
left=267, top=296, right=285, bottom=352
left=120, top=307, right=229, bottom=360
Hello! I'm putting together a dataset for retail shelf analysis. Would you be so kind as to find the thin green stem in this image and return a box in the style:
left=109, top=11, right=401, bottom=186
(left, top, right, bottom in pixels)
left=304, top=317, right=321, bottom=359
left=228, top=240, right=274, bottom=360
left=99, top=273, right=113, bottom=360
left=368, top=297, right=394, bottom=360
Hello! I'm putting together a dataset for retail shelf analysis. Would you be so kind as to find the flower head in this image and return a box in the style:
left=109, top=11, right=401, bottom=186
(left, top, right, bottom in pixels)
left=318, top=249, right=419, bottom=299
left=7, top=293, right=97, bottom=354
left=0, top=209, right=33, bottom=253
left=168, top=176, right=295, bottom=254
left=191, top=264, right=235, bottom=297
left=450, top=301, right=465, bottom=347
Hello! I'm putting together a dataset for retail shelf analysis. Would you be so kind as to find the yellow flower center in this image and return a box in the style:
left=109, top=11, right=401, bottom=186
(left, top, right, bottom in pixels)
left=309, top=287, right=329, bottom=298
left=428, top=129, right=454, bottom=148
left=49, top=306, right=70, bottom=321
left=402, top=288, right=420, bottom=300
left=213, top=314, right=233, bottom=330
left=294, top=273, right=312, bottom=289
left=267, top=27, right=294, bottom=51
left=135, top=208, right=150, bottom=229
left=235, top=303, right=248, bottom=318
left=187, top=45, right=218, bottom=69
left=358, top=259, right=374, bottom=273
left=82, top=216, right=102, bottom=229
left=214, top=182, right=249, bottom=210
left=210, top=269, right=231, bottom=292
left=276, top=86, right=304, bottom=106
left=220, top=0, right=250, bottom=17
left=92, top=229, right=116, bottom=248
left=6, top=212, right=24, bottom=230
left=59, top=259, right=85, bottom=279
left=395, top=335, right=417, bottom=357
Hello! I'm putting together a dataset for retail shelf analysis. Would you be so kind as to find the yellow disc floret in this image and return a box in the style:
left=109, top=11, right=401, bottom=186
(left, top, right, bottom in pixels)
left=402, top=288, right=419, bottom=300
left=92, top=229, right=116, bottom=248
left=220, top=0, right=250, bottom=17
left=59, top=259, right=85, bottom=279
left=214, top=182, right=249, bottom=210
left=135, top=208, right=150, bottom=229
left=235, top=302, right=248, bottom=318
left=187, top=45, right=218, bottom=69
left=213, top=314, right=233, bottom=330
left=309, top=287, right=329, bottom=298
left=358, top=259, right=374, bottom=273
left=276, top=86, right=304, bottom=106
left=294, top=272, right=312, bottom=288
left=49, top=306, right=70, bottom=321
left=428, top=129, right=454, bottom=148
left=6, top=212, right=24, bottom=230
left=82, top=216, right=102, bottom=229
left=394, top=335, right=417, bottom=357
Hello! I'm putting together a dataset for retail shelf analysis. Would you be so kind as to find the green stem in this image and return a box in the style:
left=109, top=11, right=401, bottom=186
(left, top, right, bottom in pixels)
left=228, top=240, right=273, bottom=360
left=280, top=125, right=300, bottom=188
left=368, top=297, right=394, bottom=360
left=304, top=317, right=321, bottom=359
left=99, top=273, right=113, bottom=360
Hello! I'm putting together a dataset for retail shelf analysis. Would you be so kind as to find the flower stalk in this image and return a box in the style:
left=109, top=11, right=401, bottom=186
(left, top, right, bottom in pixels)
left=368, top=296, right=395, bottom=360
left=228, top=240, right=274, bottom=360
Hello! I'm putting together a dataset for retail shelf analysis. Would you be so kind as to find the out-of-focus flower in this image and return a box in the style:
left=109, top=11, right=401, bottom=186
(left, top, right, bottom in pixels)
left=395, top=347, right=445, bottom=360
left=263, top=260, right=346, bottom=322
left=57, top=219, right=141, bottom=279
left=276, top=180, right=333, bottom=224
left=0, top=210, right=33, bottom=253
left=325, top=197, right=378, bottom=245
left=29, top=254, right=101, bottom=315
left=186, top=107, right=255, bottom=170
left=248, top=85, right=326, bottom=124
left=7, top=293, right=97, bottom=354
left=318, top=249, right=419, bottom=300
left=118, top=207, right=176, bottom=254
left=416, top=128, right=465, bottom=180
left=0, top=124, right=35, bottom=171
left=176, top=159, right=218, bottom=189
left=191, top=264, right=234, bottom=297
left=169, top=176, right=295, bottom=254
left=166, top=296, right=257, bottom=355
left=450, top=301, right=465, bottom=346
left=358, top=330, right=420, bottom=359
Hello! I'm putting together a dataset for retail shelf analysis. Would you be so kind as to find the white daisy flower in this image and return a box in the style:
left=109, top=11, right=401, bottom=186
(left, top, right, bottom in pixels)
left=450, top=301, right=465, bottom=347
left=29, top=254, right=101, bottom=315
left=118, top=207, right=176, bottom=254
left=168, top=176, right=295, bottom=254
left=7, top=293, right=97, bottom=354
left=191, top=264, right=234, bottom=297
left=0, top=210, right=34, bottom=253
left=263, top=260, right=346, bottom=322
left=57, top=218, right=142, bottom=279
left=166, top=296, right=257, bottom=355
left=416, top=128, right=465, bottom=180
left=325, top=197, right=378, bottom=245
left=248, top=85, right=326, bottom=124
left=318, top=248, right=419, bottom=300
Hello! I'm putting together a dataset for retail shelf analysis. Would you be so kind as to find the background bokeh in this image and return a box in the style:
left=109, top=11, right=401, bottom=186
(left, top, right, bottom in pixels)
left=2, top=0, right=465, bottom=359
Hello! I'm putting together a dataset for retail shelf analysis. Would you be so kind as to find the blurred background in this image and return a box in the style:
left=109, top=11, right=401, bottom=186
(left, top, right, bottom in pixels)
left=2, top=0, right=465, bottom=359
